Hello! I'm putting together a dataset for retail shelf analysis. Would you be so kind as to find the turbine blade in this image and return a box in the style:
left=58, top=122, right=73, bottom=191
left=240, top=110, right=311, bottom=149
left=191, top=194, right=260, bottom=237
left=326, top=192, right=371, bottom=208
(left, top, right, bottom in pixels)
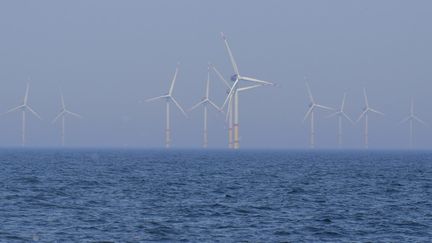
left=209, top=63, right=231, bottom=88
left=208, top=99, right=221, bottom=111
left=399, top=116, right=411, bottom=125
left=303, top=106, right=314, bottom=122
left=168, top=64, right=180, bottom=95
left=146, top=95, right=167, bottom=102
left=240, top=76, right=274, bottom=86
left=221, top=32, right=240, bottom=75
left=370, top=108, right=384, bottom=116
left=413, top=115, right=427, bottom=126
left=341, top=93, right=346, bottom=111
left=316, top=104, right=333, bottom=111
left=342, top=112, right=355, bottom=124
left=52, top=111, right=65, bottom=124
left=326, top=112, right=338, bottom=119
left=2, top=105, right=23, bottom=116
left=189, top=100, right=206, bottom=111
left=363, top=88, right=369, bottom=107
left=66, top=110, right=83, bottom=119
left=206, top=67, right=210, bottom=99
left=170, top=97, right=188, bottom=118
left=221, top=80, right=239, bottom=110
left=26, top=105, right=42, bottom=120
left=237, top=84, right=261, bottom=92
left=357, top=110, right=368, bottom=123
left=24, top=83, right=30, bottom=104
left=225, top=92, right=233, bottom=121
left=305, top=82, right=315, bottom=103
left=410, top=98, right=414, bottom=115
left=61, top=90, right=65, bottom=109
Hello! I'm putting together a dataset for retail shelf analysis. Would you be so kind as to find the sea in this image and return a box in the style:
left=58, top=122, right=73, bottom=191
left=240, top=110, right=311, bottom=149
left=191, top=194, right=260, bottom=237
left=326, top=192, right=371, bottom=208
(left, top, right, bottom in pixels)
left=0, top=149, right=431, bottom=242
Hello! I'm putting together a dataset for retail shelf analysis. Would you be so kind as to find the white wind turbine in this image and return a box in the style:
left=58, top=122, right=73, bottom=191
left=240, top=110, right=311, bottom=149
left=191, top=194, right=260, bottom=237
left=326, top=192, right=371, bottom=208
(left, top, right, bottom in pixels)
left=356, top=89, right=384, bottom=149
left=146, top=64, right=188, bottom=148
left=52, top=91, right=82, bottom=146
left=210, top=63, right=264, bottom=149
left=189, top=65, right=221, bottom=148
left=303, top=82, right=333, bottom=149
left=3, top=83, right=42, bottom=146
left=327, top=93, right=354, bottom=148
left=399, top=98, right=427, bottom=149
left=219, top=32, right=274, bottom=149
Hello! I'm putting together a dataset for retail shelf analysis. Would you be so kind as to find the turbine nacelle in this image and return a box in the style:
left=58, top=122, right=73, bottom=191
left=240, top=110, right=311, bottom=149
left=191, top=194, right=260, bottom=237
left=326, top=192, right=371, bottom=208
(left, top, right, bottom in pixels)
left=230, top=74, right=239, bottom=82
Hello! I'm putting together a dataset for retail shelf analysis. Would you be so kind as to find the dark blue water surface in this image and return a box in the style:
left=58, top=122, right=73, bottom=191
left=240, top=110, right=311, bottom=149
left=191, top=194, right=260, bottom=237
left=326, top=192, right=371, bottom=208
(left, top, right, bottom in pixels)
left=0, top=149, right=431, bottom=242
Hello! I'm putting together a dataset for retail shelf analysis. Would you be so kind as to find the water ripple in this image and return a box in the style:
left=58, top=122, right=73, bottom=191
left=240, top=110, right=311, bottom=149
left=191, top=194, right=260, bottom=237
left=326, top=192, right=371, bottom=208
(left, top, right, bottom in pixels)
left=0, top=150, right=431, bottom=241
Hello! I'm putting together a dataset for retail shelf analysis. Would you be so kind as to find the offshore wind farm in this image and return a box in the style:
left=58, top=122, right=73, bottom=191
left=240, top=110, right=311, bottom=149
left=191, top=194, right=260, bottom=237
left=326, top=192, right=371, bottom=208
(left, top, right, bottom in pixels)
left=0, top=3, right=431, bottom=149
left=2, top=1, right=432, bottom=242
left=0, top=32, right=430, bottom=149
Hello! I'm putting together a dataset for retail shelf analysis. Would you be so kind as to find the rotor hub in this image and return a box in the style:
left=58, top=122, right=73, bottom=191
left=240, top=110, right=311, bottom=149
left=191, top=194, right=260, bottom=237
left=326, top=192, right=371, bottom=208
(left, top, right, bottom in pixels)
left=230, top=74, right=238, bottom=82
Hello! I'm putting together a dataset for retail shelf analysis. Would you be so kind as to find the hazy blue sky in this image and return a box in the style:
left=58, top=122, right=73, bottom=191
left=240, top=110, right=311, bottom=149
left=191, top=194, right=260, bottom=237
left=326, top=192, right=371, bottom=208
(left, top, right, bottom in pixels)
left=0, top=1, right=431, bottom=149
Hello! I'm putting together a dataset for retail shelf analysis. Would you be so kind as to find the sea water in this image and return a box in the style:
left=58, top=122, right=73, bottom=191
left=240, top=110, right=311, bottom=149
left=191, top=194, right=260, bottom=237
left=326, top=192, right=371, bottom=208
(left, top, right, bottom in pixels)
left=0, top=149, right=431, bottom=242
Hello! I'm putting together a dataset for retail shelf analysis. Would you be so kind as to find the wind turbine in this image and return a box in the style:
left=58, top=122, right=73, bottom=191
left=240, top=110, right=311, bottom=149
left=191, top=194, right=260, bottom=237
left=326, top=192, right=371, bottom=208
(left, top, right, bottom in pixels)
left=52, top=90, right=82, bottom=146
left=210, top=63, right=264, bottom=149
left=356, top=88, right=384, bottom=149
left=3, top=83, right=42, bottom=146
left=146, top=64, right=187, bottom=148
left=219, top=32, right=274, bottom=149
left=189, top=65, right=221, bottom=148
left=303, top=82, right=333, bottom=149
left=399, top=98, right=427, bottom=149
left=327, top=93, right=354, bottom=148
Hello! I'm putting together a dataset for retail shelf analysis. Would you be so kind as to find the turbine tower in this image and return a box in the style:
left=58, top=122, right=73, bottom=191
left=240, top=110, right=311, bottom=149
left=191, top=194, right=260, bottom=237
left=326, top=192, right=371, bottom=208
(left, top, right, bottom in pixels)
left=52, top=90, right=82, bottom=146
left=327, top=93, right=354, bottom=148
left=189, top=65, right=221, bottom=148
left=3, top=83, right=42, bottom=146
left=356, top=89, right=384, bottom=149
left=303, top=82, right=333, bottom=149
left=219, top=32, right=274, bottom=149
left=146, top=64, right=187, bottom=148
left=399, top=98, right=427, bottom=149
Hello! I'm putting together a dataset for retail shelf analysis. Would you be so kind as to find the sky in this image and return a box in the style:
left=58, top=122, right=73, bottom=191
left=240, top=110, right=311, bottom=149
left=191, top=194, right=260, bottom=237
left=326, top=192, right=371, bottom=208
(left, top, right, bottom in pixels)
left=0, top=0, right=431, bottom=149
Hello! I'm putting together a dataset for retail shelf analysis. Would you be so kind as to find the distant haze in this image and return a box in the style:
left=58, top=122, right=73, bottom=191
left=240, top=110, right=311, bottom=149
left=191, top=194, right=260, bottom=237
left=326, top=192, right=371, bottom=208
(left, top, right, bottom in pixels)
left=0, top=1, right=431, bottom=149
